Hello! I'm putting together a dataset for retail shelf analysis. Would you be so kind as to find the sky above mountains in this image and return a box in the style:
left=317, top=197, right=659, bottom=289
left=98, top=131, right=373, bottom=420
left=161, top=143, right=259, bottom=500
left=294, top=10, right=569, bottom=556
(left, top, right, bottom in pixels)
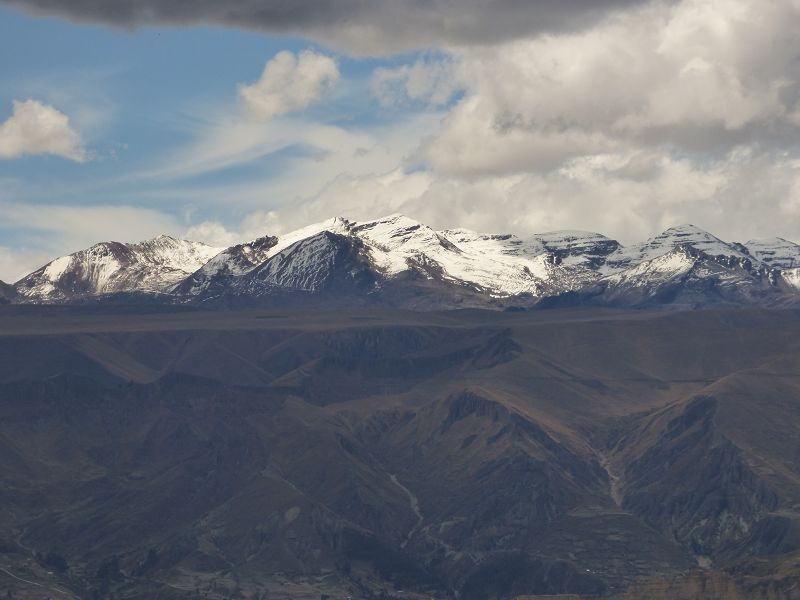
left=1, top=0, right=800, bottom=281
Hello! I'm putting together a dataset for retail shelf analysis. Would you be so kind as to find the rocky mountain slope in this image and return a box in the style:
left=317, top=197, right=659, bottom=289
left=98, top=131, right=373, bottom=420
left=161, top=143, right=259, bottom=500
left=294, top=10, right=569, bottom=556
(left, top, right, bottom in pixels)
left=0, top=280, right=14, bottom=304
left=2, top=307, right=800, bottom=599
left=7, top=215, right=800, bottom=309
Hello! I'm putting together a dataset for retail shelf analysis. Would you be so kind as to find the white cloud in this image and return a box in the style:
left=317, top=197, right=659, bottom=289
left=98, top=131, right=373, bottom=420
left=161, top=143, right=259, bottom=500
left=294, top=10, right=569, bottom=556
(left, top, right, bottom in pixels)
left=422, top=0, right=800, bottom=176
left=238, top=50, right=340, bottom=120
left=195, top=144, right=798, bottom=249
left=184, top=220, right=243, bottom=249
left=0, top=99, right=87, bottom=161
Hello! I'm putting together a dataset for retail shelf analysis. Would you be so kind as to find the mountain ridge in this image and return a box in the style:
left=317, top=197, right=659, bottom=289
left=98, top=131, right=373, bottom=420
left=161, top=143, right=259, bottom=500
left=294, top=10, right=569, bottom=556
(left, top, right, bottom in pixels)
left=8, top=215, right=800, bottom=310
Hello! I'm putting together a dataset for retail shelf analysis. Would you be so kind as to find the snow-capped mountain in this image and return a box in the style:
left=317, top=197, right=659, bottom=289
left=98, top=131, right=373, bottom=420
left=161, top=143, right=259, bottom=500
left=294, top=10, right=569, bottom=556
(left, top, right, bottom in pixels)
left=602, top=224, right=749, bottom=272
left=6, top=215, right=800, bottom=309
left=15, top=235, right=222, bottom=303
left=596, top=225, right=785, bottom=307
left=170, top=215, right=799, bottom=308
left=174, top=215, right=621, bottom=305
left=226, top=230, right=379, bottom=299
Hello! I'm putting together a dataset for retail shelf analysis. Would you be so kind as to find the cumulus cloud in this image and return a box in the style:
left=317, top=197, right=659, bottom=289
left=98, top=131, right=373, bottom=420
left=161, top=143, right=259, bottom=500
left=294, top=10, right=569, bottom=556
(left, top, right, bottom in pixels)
left=0, top=99, right=87, bottom=161
left=422, top=0, right=800, bottom=177
left=0, top=0, right=650, bottom=55
left=238, top=50, right=340, bottom=120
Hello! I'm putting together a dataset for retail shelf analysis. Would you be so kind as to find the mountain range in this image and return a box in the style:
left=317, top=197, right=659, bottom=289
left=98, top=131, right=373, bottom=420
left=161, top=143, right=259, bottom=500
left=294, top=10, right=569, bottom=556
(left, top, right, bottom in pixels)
left=6, top=214, right=800, bottom=310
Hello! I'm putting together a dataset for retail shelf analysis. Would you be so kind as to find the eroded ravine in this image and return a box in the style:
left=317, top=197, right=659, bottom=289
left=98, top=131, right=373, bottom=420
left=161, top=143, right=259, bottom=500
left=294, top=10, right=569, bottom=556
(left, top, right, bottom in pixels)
left=390, top=473, right=424, bottom=548
left=599, top=455, right=624, bottom=508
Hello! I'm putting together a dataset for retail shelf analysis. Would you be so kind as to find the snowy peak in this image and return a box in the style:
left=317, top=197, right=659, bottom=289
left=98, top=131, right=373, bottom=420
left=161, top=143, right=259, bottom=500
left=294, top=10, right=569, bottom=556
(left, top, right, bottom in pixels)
left=128, top=235, right=222, bottom=272
left=353, top=214, right=465, bottom=275
left=175, top=213, right=571, bottom=301
left=745, top=237, right=800, bottom=268
left=531, top=229, right=615, bottom=248
left=350, top=215, right=565, bottom=296
left=353, top=214, right=446, bottom=253
left=605, top=224, right=750, bottom=273
left=605, top=246, right=698, bottom=293
left=16, top=236, right=222, bottom=302
left=643, top=224, right=748, bottom=258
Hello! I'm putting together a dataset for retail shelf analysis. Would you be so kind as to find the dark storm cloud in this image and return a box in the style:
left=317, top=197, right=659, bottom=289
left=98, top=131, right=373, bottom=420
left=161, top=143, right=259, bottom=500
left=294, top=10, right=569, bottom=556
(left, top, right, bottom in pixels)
left=0, top=0, right=651, bottom=54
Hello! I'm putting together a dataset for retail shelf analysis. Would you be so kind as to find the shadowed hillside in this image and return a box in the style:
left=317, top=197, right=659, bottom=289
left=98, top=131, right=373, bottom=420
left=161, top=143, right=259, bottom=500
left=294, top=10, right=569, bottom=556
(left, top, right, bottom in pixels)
left=1, top=307, right=800, bottom=599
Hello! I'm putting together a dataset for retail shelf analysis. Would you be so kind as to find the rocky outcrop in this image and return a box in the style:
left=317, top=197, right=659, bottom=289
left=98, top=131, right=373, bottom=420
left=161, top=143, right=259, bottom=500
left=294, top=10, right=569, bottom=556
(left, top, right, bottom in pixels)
left=618, top=396, right=778, bottom=558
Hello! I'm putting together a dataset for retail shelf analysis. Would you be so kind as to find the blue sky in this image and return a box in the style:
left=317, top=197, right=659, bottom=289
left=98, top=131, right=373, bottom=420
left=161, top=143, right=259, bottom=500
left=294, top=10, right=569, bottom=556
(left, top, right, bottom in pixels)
left=2, top=10, right=405, bottom=220
left=0, top=4, right=454, bottom=279
left=2, top=0, right=800, bottom=281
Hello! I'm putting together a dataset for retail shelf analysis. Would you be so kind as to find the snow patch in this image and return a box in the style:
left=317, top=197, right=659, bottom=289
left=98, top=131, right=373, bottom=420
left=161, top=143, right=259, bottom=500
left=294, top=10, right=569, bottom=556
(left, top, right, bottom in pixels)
left=782, top=267, right=800, bottom=290
left=43, top=256, right=73, bottom=281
